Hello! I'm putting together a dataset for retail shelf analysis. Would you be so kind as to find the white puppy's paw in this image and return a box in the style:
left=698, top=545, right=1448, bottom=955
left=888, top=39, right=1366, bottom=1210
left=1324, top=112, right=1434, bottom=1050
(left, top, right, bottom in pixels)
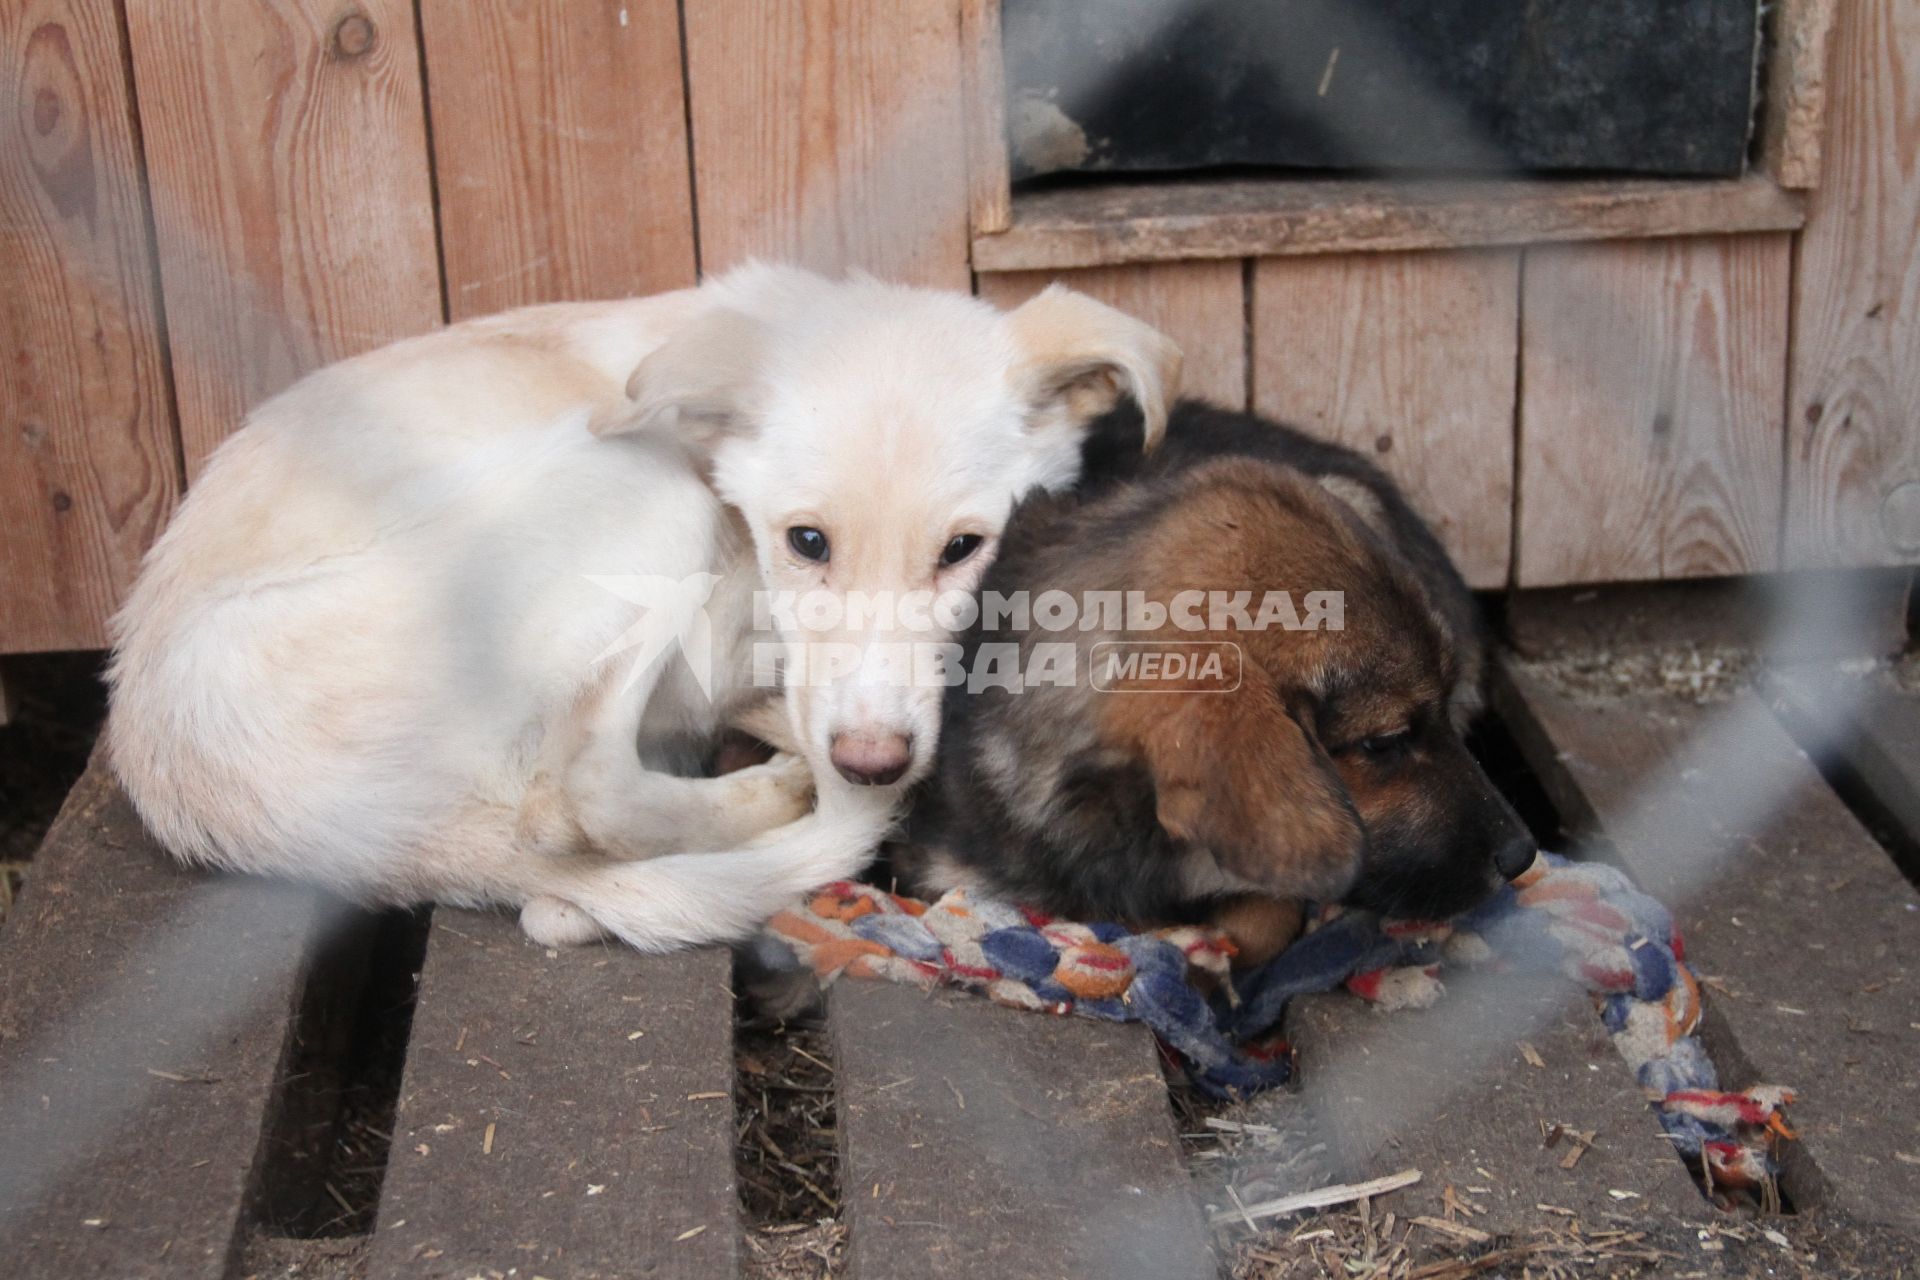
left=766, top=750, right=818, bottom=810
left=727, top=752, right=817, bottom=832
left=520, top=895, right=606, bottom=947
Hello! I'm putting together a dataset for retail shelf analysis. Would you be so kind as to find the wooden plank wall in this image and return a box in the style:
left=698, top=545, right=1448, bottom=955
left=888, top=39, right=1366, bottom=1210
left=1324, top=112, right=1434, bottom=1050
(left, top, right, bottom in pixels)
left=683, top=0, right=972, bottom=287
left=3, top=1, right=1918, bottom=654
left=418, top=0, right=697, bottom=319
left=0, top=0, right=179, bottom=652
left=1516, top=236, right=1790, bottom=585
left=1785, top=0, right=1920, bottom=567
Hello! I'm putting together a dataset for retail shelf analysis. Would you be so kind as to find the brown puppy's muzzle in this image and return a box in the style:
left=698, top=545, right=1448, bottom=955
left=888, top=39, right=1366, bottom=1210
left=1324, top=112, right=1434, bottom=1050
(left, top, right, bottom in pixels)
left=1492, top=828, right=1538, bottom=881
left=1343, top=735, right=1534, bottom=921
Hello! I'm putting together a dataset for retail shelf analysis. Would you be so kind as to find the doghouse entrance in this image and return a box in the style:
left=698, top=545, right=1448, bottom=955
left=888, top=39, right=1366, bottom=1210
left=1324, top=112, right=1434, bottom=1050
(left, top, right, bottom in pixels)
left=1004, top=0, right=1764, bottom=181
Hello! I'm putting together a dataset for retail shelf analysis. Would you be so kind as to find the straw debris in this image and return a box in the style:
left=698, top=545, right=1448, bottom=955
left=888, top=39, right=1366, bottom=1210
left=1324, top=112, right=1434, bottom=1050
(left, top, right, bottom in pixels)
left=737, top=1015, right=845, bottom=1279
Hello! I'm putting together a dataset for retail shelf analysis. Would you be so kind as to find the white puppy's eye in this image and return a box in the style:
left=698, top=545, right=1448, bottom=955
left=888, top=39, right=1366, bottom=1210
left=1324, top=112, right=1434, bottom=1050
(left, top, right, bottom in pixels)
left=788, top=526, right=830, bottom=563
left=939, top=534, right=984, bottom=567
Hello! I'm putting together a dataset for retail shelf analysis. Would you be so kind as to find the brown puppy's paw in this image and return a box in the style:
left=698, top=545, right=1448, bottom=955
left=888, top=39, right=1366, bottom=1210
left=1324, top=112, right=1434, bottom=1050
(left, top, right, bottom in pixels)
left=1213, top=895, right=1307, bottom=970
left=741, top=964, right=824, bottom=1022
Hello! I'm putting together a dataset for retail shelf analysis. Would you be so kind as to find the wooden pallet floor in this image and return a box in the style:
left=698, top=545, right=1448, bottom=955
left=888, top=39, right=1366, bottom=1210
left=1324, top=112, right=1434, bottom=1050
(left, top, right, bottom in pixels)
left=3, top=653, right=1918, bottom=1278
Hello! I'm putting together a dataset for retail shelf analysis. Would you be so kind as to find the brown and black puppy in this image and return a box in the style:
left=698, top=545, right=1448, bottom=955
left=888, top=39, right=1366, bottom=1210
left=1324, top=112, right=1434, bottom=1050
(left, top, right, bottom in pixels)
left=902, top=400, right=1532, bottom=966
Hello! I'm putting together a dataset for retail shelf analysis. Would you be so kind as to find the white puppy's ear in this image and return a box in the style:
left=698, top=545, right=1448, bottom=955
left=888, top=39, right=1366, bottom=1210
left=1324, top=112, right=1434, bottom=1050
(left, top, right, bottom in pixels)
left=591, top=306, right=770, bottom=445
left=1004, top=285, right=1183, bottom=450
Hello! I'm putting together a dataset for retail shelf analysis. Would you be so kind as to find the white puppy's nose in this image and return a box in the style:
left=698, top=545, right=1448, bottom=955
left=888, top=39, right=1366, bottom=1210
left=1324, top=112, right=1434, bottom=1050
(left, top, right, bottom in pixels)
left=829, top=730, right=913, bottom=786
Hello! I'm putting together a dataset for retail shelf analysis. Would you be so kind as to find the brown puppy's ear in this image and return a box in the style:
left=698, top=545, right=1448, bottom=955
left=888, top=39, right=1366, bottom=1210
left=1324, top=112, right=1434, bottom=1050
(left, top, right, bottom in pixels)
left=1316, top=474, right=1393, bottom=538
left=1315, top=470, right=1484, bottom=722
left=1131, top=681, right=1363, bottom=903
left=590, top=305, right=771, bottom=445
left=1004, top=285, right=1182, bottom=450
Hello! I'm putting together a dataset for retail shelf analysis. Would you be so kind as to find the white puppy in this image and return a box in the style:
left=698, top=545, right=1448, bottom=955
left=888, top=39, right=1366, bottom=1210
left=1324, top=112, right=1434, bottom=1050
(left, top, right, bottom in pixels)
left=106, top=266, right=1179, bottom=951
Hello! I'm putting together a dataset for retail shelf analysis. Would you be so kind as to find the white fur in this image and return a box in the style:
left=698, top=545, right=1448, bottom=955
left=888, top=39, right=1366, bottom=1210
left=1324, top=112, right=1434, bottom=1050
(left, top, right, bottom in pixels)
left=107, top=266, right=1179, bottom=951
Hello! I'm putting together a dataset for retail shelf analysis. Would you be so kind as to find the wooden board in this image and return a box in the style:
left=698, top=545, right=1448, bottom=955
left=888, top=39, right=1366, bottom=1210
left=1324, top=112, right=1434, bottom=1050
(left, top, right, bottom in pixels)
left=1284, top=973, right=1706, bottom=1232
left=977, top=260, right=1247, bottom=409
left=683, top=0, right=972, bottom=288
left=418, top=0, right=697, bottom=321
left=1785, top=0, right=1920, bottom=568
left=1517, top=235, right=1789, bottom=586
left=973, top=176, right=1806, bottom=273
left=1252, top=250, right=1519, bottom=588
left=0, top=0, right=179, bottom=652
left=1504, top=574, right=1913, bottom=663
left=1495, top=667, right=1920, bottom=1230
left=831, top=982, right=1214, bottom=1279
left=123, top=0, right=442, bottom=474
left=368, top=913, right=739, bottom=1280
left=1768, top=665, right=1920, bottom=861
left=0, top=756, right=336, bottom=1278
left=959, top=0, right=1010, bottom=238
left=1760, top=0, right=1840, bottom=188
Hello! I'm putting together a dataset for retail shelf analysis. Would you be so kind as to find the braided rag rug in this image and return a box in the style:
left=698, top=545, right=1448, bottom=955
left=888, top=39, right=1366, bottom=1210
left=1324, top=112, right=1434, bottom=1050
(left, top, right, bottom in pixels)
left=763, top=852, right=1796, bottom=1194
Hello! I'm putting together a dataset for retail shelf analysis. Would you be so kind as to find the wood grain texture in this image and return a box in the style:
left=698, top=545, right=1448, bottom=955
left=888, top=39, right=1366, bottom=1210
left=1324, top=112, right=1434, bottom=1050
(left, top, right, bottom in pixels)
left=0, top=755, right=336, bottom=1277
left=959, top=0, right=1010, bottom=237
left=977, top=260, right=1246, bottom=409
left=419, top=0, right=696, bottom=320
left=684, top=0, right=971, bottom=288
left=369, top=917, right=738, bottom=1279
left=1253, top=251, right=1519, bottom=588
left=1285, top=976, right=1705, bottom=1233
left=975, top=175, right=1807, bottom=274
left=123, top=0, right=442, bottom=474
left=1760, top=0, right=1839, bottom=188
left=1, top=0, right=179, bottom=652
left=1785, top=0, right=1920, bottom=567
left=1517, top=236, right=1789, bottom=586
left=1768, top=664, right=1920, bottom=864
left=831, top=982, right=1214, bottom=1280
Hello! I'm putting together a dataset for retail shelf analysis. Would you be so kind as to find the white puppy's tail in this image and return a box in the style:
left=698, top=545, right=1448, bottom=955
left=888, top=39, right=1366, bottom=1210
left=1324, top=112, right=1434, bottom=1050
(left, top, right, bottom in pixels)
left=527, top=790, right=896, bottom=953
